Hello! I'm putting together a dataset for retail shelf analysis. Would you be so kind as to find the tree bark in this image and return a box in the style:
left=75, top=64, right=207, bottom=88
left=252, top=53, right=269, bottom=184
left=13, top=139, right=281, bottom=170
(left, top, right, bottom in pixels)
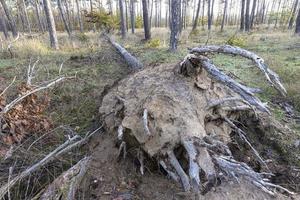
left=130, top=0, right=135, bottom=34
left=245, top=0, right=251, bottom=31
left=221, top=0, right=228, bottom=31
left=207, top=0, right=211, bottom=30
left=75, top=0, right=84, bottom=32
left=43, top=0, right=59, bottom=49
left=0, top=15, right=9, bottom=39
left=250, top=0, right=257, bottom=29
left=0, top=0, right=18, bottom=37
left=192, top=0, right=201, bottom=31
left=296, top=6, right=300, bottom=34
left=240, top=0, right=245, bottom=31
left=34, top=0, right=45, bottom=32
left=142, top=0, right=151, bottom=40
left=169, top=0, right=181, bottom=51
left=274, top=0, right=282, bottom=28
left=58, top=0, right=72, bottom=37
left=119, top=0, right=127, bottom=38
left=288, top=0, right=299, bottom=29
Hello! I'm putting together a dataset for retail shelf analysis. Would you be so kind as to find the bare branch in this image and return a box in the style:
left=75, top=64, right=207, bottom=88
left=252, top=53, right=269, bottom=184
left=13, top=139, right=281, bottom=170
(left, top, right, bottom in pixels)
left=0, top=76, right=16, bottom=97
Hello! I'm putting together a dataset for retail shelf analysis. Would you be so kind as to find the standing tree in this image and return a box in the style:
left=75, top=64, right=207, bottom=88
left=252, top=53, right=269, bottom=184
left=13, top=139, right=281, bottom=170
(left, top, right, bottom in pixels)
left=0, top=15, right=9, bottom=39
left=43, top=0, right=59, bottom=49
left=75, top=0, right=84, bottom=32
left=57, top=0, right=72, bottom=37
left=250, top=0, right=257, bottom=29
left=130, top=0, right=135, bottom=33
left=34, top=0, right=45, bottom=32
left=207, top=0, right=212, bottom=30
left=288, top=0, right=299, bottom=29
left=169, top=0, right=181, bottom=51
left=142, top=0, right=151, bottom=40
left=119, top=0, right=127, bottom=38
left=221, top=0, right=228, bottom=31
left=192, top=0, right=201, bottom=32
left=296, top=5, right=300, bottom=34
left=245, top=0, right=251, bottom=31
left=0, top=0, right=18, bottom=37
left=240, top=0, right=245, bottom=31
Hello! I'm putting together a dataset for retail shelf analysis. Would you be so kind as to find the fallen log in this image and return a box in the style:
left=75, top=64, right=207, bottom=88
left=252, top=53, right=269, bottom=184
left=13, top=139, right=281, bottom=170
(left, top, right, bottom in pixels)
left=105, top=34, right=143, bottom=70
left=190, top=45, right=287, bottom=96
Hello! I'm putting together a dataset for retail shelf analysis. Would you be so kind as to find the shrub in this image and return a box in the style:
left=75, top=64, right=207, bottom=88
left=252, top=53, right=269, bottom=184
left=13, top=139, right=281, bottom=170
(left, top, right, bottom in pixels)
left=146, top=39, right=161, bottom=48
left=76, top=33, right=89, bottom=43
left=226, top=35, right=246, bottom=47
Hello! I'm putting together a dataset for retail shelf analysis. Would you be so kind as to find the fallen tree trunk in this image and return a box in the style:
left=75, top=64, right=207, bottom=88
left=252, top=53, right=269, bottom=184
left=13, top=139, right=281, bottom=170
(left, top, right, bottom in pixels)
left=190, top=45, right=287, bottom=96
left=105, top=34, right=143, bottom=70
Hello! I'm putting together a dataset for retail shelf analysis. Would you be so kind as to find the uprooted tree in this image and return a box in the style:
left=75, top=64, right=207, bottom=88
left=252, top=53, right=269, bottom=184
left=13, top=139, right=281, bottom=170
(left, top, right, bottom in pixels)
left=99, top=39, right=294, bottom=195
left=0, top=39, right=297, bottom=199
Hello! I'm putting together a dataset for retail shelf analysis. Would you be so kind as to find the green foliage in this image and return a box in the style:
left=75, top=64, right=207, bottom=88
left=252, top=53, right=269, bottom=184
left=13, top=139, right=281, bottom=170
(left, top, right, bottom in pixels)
left=135, top=15, right=143, bottom=29
left=226, top=35, right=246, bottom=47
left=146, top=39, right=161, bottom=48
left=85, top=9, right=119, bottom=31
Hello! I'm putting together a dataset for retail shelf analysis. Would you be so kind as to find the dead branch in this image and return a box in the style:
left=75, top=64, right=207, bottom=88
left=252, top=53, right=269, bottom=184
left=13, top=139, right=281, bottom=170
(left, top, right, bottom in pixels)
left=105, top=34, right=143, bottom=70
left=0, top=76, right=16, bottom=97
left=180, top=54, right=270, bottom=113
left=1, top=76, right=73, bottom=114
left=7, top=33, right=20, bottom=58
left=27, top=59, right=40, bottom=86
left=40, top=156, right=91, bottom=200
left=0, top=126, right=102, bottom=199
left=190, top=45, right=287, bottom=96
left=0, top=135, right=81, bottom=199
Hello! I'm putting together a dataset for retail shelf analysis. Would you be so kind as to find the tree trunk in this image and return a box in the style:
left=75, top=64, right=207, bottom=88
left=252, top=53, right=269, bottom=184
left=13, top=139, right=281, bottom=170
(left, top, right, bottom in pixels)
left=202, top=0, right=205, bottom=28
left=210, top=0, right=215, bottom=26
left=192, top=0, right=201, bottom=31
left=245, top=0, right=251, bottom=31
left=274, top=0, right=282, bottom=28
left=288, top=0, right=299, bottom=29
left=0, top=0, right=18, bottom=37
left=0, top=15, right=9, bottom=39
left=130, top=0, right=135, bottom=34
left=34, top=0, right=45, bottom=32
left=221, top=0, right=228, bottom=31
left=43, top=0, right=59, bottom=49
left=207, top=0, right=211, bottom=30
left=119, top=0, right=127, bottom=38
left=75, top=0, right=84, bottom=32
left=58, top=0, right=72, bottom=37
left=240, top=0, right=245, bottom=31
left=142, top=0, right=151, bottom=40
left=169, top=0, right=180, bottom=51
left=250, top=0, right=257, bottom=29
left=296, top=6, right=300, bottom=34
left=18, top=0, right=32, bottom=34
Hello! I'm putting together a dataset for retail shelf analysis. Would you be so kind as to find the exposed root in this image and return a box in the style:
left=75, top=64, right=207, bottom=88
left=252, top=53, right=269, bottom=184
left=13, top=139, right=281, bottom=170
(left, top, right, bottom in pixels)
left=223, top=117, right=269, bottom=171
left=117, top=141, right=127, bottom=159
left=137, top=149, right=145, bottom=175
left=168, top=150, right=190, bottom=192
left=143, top=109, right=151, bottom=136
left=159, top=160, right=180, bottom=182
left=214, top=156, right=295, bottom=196
left=182, top=139, right=201, bottom=191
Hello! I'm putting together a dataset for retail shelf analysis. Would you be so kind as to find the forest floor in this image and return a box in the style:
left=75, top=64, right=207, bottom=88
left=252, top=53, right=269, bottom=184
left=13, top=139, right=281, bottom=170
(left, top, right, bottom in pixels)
left=0, top=27, right=300, bottom=199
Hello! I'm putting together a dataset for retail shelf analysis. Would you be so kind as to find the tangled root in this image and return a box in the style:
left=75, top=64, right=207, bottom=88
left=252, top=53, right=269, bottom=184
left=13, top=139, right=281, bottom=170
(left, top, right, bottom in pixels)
left=99, top=53, right=293, bottom=195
